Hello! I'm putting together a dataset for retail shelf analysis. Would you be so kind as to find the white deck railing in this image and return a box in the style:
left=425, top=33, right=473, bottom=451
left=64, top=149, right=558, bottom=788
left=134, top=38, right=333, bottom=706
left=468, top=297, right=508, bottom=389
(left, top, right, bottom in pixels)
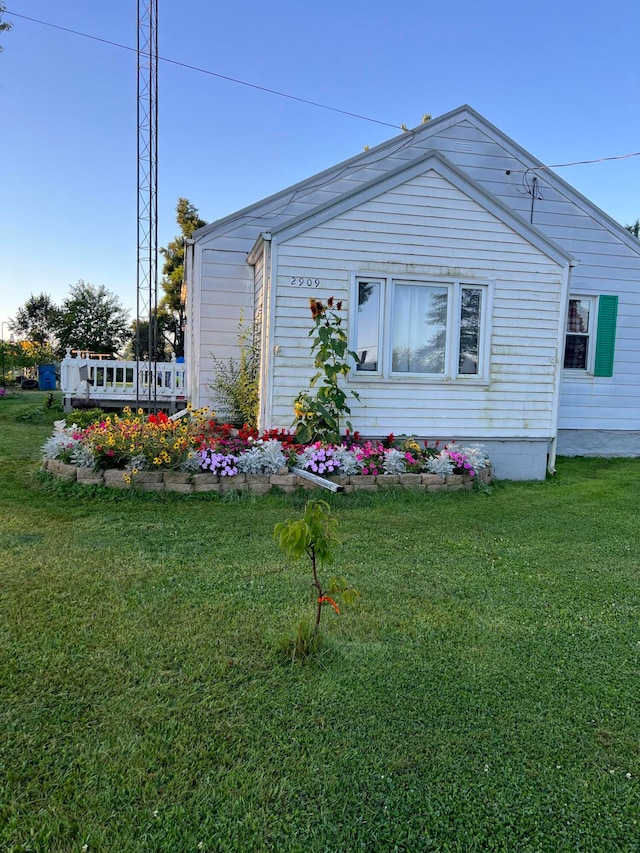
left=60, top=350, right=188, bottom=407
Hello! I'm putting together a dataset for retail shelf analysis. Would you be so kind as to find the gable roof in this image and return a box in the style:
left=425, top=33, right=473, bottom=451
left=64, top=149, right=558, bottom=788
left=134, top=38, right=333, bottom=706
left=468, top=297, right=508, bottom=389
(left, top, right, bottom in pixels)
left=192, top=104, right=640, bottom=257
left=267, top=148, right=572, bottom=268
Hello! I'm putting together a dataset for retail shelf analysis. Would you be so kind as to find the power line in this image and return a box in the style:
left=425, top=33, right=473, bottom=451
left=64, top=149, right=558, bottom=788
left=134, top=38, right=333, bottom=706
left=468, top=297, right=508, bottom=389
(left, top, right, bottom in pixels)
left=509, top=150, right=640, bottom=175
left=6, top=9, right=640, bottom=171
left=4, top=10, right=400, bottom=130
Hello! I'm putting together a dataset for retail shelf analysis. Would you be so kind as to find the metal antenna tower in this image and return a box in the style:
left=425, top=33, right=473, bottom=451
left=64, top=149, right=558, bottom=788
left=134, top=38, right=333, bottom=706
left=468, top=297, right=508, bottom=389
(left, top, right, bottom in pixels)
left=136, top=0, right=158, bottom=410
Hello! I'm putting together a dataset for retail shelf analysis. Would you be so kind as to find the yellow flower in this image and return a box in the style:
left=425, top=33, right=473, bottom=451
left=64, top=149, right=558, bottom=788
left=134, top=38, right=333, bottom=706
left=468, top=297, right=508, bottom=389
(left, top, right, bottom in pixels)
left=138, top=408, right=144, bottom=416
left=153, top=456, right=161, bottom=466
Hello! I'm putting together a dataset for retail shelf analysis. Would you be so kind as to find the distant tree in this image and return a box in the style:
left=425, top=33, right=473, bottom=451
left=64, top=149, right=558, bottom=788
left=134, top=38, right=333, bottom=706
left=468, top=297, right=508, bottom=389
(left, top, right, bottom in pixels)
left=160, top=198, right=207, bottom=358
left=128, top=309, right=172, bottom=361
left=0, top=2, right=13, bottom=53
left=0, top=339, right=23, bottom=383
left=54, top=281, right=130, bottom=356
left=10, top=293, right=60, bottom=349
left=625, top=219, right=640, bottom=238
left=15, top=340, right=56, bottom=369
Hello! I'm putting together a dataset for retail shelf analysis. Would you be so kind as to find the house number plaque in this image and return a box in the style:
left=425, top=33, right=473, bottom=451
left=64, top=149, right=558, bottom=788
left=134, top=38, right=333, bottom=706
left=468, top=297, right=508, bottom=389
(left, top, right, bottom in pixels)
left=290, top=277, right=321, bottom=288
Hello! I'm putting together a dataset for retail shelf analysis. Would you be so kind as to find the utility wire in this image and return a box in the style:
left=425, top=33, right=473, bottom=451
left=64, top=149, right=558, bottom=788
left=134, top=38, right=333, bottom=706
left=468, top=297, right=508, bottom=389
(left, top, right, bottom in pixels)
left=4, top=10, right=400, bottom=130
left=510, top=150, right=640, bottom=175
left=6, top=9, right=640, bottom=170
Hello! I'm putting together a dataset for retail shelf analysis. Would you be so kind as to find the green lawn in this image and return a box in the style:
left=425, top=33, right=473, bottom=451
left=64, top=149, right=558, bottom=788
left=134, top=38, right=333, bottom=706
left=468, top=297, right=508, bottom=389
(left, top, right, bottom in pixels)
left=2, top=392, right=640, bottom=851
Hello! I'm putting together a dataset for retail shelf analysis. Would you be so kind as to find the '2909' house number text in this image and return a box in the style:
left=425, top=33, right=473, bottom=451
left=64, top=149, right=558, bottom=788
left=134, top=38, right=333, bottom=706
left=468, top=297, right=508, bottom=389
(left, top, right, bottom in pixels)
left=290, top=277, right=321, bottom=288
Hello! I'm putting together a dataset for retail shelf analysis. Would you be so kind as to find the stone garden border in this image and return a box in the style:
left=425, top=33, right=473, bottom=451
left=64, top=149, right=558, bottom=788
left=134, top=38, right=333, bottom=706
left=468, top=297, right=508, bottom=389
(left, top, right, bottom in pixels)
left=42, top=459, right=492, bottom=495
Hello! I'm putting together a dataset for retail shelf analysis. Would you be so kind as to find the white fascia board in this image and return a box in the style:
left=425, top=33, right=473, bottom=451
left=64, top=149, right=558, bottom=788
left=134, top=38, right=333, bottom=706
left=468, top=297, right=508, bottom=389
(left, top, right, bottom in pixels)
left=246, top=232, right=271, bottom=267
left=270, top=149, right=573, bottom=269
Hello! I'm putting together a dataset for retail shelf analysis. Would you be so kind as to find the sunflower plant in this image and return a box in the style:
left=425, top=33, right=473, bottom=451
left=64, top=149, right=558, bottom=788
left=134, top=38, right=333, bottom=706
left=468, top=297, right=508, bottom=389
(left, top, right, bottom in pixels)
left=293, top=297, right=360, bottom=445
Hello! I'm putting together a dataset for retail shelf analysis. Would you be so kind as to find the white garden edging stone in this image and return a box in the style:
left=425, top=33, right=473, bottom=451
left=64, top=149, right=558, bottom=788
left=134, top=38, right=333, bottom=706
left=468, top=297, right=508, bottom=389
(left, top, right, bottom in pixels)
left=42, top=459, right=491, bottom=494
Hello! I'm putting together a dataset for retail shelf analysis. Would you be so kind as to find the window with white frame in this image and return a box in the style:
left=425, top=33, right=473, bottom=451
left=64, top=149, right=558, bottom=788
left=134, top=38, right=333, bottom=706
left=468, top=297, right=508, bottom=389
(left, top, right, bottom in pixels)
left=353, top=276, right=489, bottom=379
left=563, top=296, right=593, bottom=370
left=563, top=293, right=618, bottom=376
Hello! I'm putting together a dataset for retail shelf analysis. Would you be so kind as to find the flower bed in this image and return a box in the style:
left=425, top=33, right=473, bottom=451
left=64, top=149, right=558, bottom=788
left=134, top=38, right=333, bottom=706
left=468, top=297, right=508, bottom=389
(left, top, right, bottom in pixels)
left=41, top=408, right=492, bottom=495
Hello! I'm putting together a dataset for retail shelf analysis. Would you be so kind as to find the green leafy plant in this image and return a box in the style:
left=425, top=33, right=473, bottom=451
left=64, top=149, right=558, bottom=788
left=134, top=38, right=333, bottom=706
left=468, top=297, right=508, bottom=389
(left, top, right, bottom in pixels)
left=15, top=394, right=63, bottom=424
left=274, top=499, right=359, bottom=659
left=65, top=407, right=110, bottom=429
left=210, top=313, right=260, bottom=427
left=293, top=297, right=360, bottom=444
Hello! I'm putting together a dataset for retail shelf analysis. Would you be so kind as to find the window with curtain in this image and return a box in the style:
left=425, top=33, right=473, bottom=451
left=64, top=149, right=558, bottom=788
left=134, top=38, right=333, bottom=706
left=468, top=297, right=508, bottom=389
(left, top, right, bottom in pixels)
left=353, top=276, right=489, bottom=379
left=391, top=283, right=447, bottom=374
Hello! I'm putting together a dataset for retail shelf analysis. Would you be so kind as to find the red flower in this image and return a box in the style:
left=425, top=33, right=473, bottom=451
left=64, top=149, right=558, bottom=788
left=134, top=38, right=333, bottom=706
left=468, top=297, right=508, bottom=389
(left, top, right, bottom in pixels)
left=309, top=299, right=325, bottom=319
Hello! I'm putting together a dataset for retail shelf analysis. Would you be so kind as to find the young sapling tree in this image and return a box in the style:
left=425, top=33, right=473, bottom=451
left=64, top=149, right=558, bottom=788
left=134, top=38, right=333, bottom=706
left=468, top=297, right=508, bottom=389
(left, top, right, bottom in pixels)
left=274, top=500, right=358, bottom=657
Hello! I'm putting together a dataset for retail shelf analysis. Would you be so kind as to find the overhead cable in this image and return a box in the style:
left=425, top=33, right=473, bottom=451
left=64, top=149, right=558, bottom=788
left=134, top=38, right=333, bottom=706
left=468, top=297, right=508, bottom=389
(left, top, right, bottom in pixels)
left=6, top=9, right=640, bottom=170
left=4, top=10, right=399, bottom=130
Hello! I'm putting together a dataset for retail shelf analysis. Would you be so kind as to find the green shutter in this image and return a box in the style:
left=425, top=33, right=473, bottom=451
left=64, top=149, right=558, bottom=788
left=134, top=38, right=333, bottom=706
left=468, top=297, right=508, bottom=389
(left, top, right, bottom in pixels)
left=593, top=295, right=618, bottom=377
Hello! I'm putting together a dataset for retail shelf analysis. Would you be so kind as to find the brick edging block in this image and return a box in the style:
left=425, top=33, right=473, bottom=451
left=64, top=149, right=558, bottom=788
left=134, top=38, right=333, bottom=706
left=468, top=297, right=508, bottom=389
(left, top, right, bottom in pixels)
left=44, top=464, right=491, bottom=494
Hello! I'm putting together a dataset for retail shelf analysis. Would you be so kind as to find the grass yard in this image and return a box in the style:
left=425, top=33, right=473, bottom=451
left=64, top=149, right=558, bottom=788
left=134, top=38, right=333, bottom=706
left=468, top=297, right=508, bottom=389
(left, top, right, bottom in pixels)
left=2, top=392, right=640, bottom=851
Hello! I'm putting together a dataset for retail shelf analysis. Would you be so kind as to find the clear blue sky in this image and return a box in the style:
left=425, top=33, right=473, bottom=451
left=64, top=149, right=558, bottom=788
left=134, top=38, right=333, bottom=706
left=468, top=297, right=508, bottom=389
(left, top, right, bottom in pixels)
left=1, top=0, right=639, bottom=332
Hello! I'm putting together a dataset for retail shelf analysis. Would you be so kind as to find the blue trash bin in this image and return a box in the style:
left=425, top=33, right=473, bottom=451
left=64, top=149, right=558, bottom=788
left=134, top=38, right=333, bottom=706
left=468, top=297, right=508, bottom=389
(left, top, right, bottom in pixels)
left=37, top=364, right=57, bottom=390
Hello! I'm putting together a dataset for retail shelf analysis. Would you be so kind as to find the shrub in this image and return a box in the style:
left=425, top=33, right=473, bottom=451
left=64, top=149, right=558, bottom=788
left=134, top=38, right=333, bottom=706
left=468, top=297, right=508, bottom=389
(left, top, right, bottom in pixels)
left=209, top=314, right=260, bottom=428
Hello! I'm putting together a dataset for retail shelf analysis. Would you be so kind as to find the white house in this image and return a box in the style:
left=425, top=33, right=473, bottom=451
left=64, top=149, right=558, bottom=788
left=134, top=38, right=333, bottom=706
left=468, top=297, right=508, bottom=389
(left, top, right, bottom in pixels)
left=184, top=105, right=640, bottom=480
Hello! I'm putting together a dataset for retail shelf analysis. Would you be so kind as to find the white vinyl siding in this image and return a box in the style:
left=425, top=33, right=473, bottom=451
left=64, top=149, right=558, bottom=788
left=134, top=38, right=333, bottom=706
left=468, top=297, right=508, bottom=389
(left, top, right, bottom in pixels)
left=188, top=105, right=640, bottom=444
left=267, top=169, right=566, bottom=440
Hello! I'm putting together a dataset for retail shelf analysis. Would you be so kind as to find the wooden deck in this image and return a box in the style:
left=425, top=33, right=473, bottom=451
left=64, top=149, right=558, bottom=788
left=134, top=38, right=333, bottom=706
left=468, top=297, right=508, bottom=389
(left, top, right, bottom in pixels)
left=60, top=352, right=188, bottom=413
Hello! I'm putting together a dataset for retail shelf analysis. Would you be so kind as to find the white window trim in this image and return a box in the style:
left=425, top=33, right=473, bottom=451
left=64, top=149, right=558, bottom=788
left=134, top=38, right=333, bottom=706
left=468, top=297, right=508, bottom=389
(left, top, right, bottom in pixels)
left=562, top=293, right=598, bottom=377
left=349, top=273, right=492, bottom=383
